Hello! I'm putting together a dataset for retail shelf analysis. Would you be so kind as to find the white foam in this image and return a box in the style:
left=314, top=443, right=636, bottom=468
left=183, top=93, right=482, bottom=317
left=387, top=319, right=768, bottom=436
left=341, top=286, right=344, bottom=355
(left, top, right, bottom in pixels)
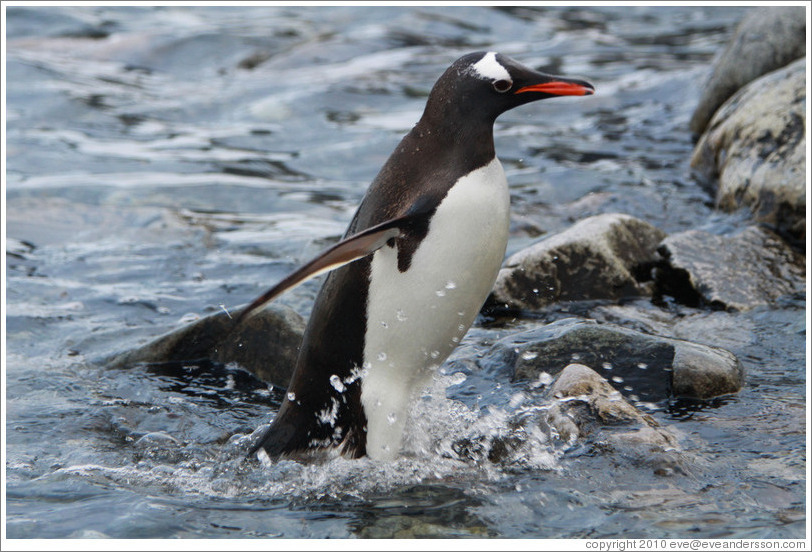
left=470, top=51, right=511, bottom=82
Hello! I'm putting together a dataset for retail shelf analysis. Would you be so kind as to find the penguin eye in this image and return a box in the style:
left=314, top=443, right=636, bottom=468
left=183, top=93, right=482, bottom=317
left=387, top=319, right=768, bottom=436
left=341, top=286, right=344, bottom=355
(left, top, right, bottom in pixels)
left=492, top=79, right=512, bottom=93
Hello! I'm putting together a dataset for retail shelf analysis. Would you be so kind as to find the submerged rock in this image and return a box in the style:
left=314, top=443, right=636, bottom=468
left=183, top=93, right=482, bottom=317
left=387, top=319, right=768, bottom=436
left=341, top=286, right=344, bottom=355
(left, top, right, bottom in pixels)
left=544, top=364, right=680, bottom=473
left=106, top=305, right=304, bottom=388
left=689, top=6, right=806, bottom=137
left=654, top=226, right=805, bottom=311
left=691, top=58, right=806, bottom=242
left=357, top=513, right=490, bottom=539
left=484, top=318, right=743, bottom=401
left=487, top=214, right=666, bottom=312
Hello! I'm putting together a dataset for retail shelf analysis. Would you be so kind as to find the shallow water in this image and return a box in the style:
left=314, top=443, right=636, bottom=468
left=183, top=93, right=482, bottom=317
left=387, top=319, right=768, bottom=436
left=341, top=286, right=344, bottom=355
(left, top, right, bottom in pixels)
left=4, top=5, right=807, bottom=540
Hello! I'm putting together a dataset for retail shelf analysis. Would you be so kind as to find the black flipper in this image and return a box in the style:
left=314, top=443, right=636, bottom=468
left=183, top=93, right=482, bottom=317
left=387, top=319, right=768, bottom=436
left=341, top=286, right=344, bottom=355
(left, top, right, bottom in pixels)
left=233, top=215, right=408, bottom=327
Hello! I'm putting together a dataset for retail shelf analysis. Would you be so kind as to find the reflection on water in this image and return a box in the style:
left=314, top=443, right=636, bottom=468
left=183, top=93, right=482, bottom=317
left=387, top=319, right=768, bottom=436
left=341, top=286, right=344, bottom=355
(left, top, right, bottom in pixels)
left=5, top=5, right=806, bottom=539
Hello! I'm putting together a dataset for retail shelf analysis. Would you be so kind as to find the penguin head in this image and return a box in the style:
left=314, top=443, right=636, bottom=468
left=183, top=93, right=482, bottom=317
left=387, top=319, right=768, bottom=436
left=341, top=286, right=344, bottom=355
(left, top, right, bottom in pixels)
left=424, top=51, right=594, bottom=125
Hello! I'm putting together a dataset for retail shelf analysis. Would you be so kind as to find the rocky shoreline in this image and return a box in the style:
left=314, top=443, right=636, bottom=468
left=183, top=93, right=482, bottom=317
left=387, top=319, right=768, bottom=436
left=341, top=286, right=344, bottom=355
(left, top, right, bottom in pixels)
left=104, top=7, right=806, bottom=472
left=689, top=6, right=806, bottom=244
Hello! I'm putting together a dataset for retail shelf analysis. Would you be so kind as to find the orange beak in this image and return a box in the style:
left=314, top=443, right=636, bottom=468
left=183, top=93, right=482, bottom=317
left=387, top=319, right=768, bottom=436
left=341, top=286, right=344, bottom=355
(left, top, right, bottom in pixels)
left=515, top=81, right=595, bottom=96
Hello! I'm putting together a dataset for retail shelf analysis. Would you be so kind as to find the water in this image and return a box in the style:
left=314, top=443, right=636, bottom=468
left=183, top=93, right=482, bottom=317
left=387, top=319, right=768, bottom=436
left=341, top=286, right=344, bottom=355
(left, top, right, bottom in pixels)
left=4, top=5, right=807, bottom=540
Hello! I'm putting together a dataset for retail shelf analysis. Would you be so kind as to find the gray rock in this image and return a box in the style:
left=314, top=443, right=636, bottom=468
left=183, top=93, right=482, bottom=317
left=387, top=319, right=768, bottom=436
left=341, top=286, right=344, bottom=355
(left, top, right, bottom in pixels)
left=691, top=58, right=806, bottom=242
left=487, top=214, right=666, bottom=312
left=357, top=514, right=490, bottom=539
left=106, top=304, right=304, bottom=388
left=689, top=6, right=806, bottom=137
left=484, top=318, right=743, bottom=401
left=134, top=431, right=181, bottom=447
left=544, top=364, right=680, bottom=469
left=655, top=226, right=805, bottom=311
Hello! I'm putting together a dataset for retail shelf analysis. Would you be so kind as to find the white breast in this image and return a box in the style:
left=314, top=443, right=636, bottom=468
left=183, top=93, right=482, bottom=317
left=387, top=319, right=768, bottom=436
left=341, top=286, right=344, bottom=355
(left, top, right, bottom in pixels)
left=361, top=157, right=510, bottom=460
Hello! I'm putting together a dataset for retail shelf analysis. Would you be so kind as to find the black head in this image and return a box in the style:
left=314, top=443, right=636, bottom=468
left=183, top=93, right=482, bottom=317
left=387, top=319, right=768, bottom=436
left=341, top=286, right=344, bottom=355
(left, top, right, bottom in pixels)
left=421, top=51, right=594, bottom=127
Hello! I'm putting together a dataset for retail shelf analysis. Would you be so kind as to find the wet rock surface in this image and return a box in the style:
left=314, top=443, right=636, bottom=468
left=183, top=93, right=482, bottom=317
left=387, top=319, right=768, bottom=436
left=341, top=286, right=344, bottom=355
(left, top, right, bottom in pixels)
left=106, top=305, right=304, bottom=388
left=487, top=214, right=666, bottom=312
left=544, top=364, right=681, bottom=473
left=654, top=225, right=805, bottom=312
left=689, top=6, right=806, bottom=137
left=691, top=58, right=806, bottom=242
left=484, top=318, right=744, bottom=402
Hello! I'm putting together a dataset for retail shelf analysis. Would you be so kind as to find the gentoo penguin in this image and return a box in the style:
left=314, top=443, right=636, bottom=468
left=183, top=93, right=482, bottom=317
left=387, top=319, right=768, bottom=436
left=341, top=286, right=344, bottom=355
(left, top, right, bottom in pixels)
left=238, top=51, right=594, bottom=461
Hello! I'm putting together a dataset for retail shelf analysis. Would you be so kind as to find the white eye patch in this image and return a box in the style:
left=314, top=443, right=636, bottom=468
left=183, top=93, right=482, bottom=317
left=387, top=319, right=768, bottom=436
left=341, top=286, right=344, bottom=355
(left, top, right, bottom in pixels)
left=470, top=52, right=511, bottom=82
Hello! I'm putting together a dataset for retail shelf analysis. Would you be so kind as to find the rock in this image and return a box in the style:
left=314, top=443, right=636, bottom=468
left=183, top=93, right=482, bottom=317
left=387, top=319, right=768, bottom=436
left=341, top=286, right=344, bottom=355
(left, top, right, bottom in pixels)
left=691, top=58, right=806, bottom=242
left=483, top=318, right=743, bottom=401
left=487, top=214, right=666, bottom=312
left=689, top=6, right=806, bottom=137
left=135, top=431, right=181, bottom=447
left=358, top=515, right=489, bottom=539
left=544, top=364, right=679, bottom=460
left=106, top=305, right=304, bottom=388
left=546, top=364, right=645, bottom=441
left=654, top=226, right=805, bottom=311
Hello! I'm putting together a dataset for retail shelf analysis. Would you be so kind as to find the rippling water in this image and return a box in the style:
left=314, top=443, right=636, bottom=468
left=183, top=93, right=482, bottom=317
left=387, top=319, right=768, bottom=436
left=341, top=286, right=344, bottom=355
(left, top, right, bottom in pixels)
left=4, top=5, right=806, bottom=540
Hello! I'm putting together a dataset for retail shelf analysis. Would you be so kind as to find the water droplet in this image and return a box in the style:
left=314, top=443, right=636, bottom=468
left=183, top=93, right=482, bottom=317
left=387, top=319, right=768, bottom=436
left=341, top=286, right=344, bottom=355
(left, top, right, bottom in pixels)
left=377, top=352, right=387, bottom=362
left=451, top=336, right=459, bottom=343
left=330, top=375, right=345, bottom=393
left=532, top=371, right=553, bottom=388
left=612, top=376, right=624, bottom=384
left=445, top=280, right=456, bottom=289
left=637, top=362, right=648, bottom=370
left=521, top=350, right=538, bottom=361
left=532, top=288, right=539, bottom=294
left=396, top=309, right=407, bottom=322
left=387, top=412, right=397, bottom=425
left=458, top=324, right=466, bottom=332
left=287, top=392, right=296, bottom=401
left=435, top=289, right=446, bottom=297
left=457, top=311, right=466, bottom=317
left=430, top=350, right=440, bottom=359
left=602, top=362, right=613, bottom=371
left=571, top=353, right=581, bottom=361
